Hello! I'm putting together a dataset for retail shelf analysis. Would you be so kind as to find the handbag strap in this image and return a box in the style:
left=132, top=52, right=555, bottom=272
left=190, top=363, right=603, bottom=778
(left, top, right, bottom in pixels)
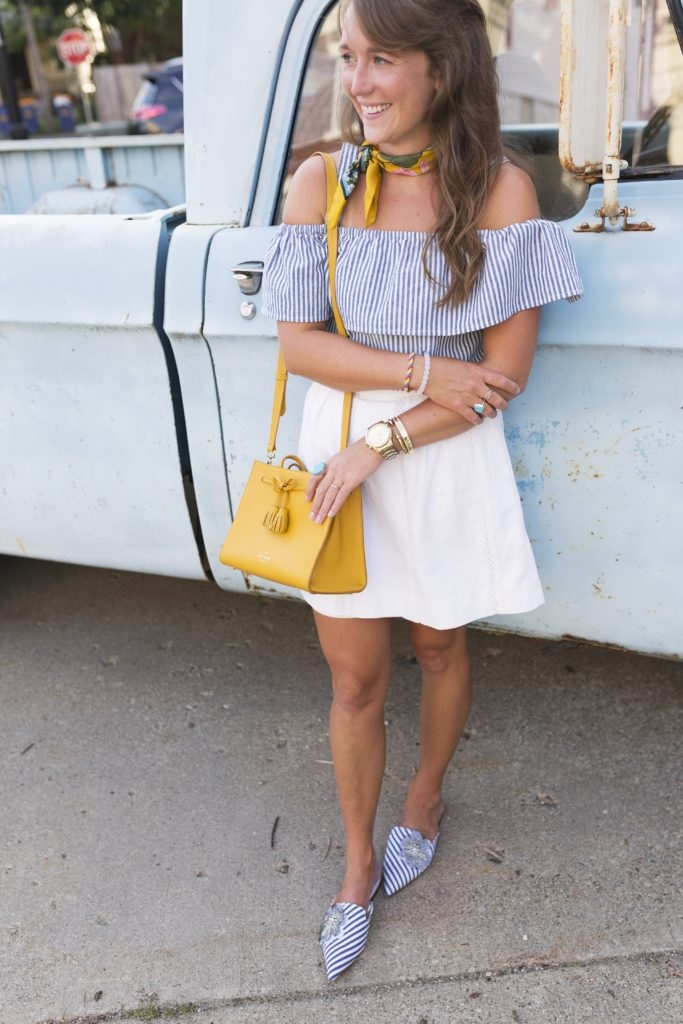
left=319, top=151, right=346, bottom=340
left=267, top=151, right=352, bottom=459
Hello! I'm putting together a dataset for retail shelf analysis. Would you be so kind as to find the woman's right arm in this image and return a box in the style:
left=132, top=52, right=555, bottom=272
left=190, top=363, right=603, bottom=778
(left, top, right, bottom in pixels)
left=276, top=155, right=520, bottom=424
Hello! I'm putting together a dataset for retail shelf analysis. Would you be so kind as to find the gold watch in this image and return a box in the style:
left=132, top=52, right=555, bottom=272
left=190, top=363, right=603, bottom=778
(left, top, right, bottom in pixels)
left=365, top=420, right=398, bottom=460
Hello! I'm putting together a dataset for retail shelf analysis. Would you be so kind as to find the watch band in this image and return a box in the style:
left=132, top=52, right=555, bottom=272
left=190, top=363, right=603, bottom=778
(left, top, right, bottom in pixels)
left=372, top=436, right=399, bottom=460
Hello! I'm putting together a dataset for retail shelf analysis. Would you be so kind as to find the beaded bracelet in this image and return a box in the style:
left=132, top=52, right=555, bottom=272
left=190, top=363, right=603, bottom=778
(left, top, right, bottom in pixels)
left=416, top=351, right=431, bottom=395
left=402, top=351, right=416, bottom=392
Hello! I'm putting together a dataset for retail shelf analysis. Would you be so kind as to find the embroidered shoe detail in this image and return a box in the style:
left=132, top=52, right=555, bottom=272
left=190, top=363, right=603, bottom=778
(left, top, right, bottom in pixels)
left=401, top=832, right=433, bottom=871
left=319, top=904, right=346, bottom=943
left=382, top=826, right=439, bottom=896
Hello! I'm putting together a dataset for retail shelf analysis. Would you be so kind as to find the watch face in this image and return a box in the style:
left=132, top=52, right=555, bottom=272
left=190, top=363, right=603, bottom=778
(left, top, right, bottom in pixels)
left=367, top=422, right=392, bottom=447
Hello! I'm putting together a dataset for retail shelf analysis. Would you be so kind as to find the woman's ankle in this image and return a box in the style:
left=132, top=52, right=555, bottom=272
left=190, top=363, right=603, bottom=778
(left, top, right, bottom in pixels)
left=335, top=851, right=381, bottom=908
left=398, top=781, right=445, bottom=840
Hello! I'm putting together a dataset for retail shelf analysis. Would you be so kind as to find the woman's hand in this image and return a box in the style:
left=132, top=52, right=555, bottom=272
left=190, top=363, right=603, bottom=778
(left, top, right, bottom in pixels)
left=306, top=441, right=382, bottom=523
left=425, top=355, right=520, bottom=424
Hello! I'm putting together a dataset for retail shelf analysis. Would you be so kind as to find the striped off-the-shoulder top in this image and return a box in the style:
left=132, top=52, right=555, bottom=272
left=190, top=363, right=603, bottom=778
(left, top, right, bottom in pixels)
left=262, top=144, right=583, bottom=361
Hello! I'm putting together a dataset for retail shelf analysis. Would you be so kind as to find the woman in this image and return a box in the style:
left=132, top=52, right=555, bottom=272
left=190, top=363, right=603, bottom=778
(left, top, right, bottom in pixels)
left=263, top=0, right=582, bottom=980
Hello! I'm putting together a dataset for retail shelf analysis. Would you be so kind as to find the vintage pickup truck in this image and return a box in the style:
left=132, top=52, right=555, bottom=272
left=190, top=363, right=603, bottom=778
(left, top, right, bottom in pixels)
left=1, top=0, right=681, bottom=658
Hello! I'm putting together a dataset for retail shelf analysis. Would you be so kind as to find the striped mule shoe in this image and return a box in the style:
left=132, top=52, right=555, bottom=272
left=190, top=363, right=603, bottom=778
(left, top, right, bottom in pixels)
left=382, top=826, right=439, bottom=896
left=319, top=878, right=381, bottom=981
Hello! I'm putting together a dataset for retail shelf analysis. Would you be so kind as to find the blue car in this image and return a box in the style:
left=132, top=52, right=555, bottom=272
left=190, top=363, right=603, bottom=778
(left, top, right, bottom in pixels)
left=129, top=57, right=183, bottom=134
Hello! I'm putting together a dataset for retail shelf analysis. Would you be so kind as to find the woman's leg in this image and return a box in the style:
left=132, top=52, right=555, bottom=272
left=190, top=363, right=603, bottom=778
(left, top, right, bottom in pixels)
left=399, top=623, right=472, bottom=838
left=314, top=612, right=393, bottom=908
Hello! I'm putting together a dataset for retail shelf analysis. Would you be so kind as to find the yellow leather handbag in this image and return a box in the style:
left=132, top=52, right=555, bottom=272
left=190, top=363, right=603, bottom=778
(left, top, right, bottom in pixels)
left=218, top=153, right=367, bottom=594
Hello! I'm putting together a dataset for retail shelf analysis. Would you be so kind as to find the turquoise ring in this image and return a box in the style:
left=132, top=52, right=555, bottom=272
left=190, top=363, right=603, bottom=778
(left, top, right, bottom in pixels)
left=473, top=402, right=486, bottom=415
left=312, top=461, right=328, bottom=475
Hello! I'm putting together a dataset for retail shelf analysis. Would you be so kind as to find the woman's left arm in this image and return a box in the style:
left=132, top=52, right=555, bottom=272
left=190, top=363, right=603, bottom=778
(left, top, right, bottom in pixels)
left=308, top=305, right=540, bottom=523
left=307, top=163, right=542, bottom=522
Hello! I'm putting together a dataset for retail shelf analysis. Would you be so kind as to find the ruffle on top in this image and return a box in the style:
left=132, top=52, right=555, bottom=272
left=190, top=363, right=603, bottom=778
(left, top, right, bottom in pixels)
left=262, top=217, right=583, bottom=342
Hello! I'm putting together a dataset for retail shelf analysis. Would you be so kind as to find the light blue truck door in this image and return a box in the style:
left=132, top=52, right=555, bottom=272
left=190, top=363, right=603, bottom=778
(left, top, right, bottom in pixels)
left=163, top=0, right=333, bottom=595
left=165, top=224, right=307, bottom=594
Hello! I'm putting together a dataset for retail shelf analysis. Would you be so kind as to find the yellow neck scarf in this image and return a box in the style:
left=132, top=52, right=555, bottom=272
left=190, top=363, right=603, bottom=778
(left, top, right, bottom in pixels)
left=327, top=141, right=436, bottom=231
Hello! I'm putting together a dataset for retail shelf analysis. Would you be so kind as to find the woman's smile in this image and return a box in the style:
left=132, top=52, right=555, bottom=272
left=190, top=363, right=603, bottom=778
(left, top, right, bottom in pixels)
left=360, top=103, right=392, bottom=118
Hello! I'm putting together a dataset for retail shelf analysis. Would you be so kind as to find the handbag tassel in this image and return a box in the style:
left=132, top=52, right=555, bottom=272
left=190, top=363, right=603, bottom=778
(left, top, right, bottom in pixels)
left=262, top=475, right=297, bottom=534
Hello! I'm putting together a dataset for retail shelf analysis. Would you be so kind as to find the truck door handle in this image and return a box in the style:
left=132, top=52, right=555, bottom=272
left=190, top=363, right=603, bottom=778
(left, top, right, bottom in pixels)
left=231, top=261, right=264, bottom=296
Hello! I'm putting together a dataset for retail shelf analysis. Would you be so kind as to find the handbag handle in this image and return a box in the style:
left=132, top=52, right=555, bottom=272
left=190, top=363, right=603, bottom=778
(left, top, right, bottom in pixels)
left=267, top=151, right=352, bottom=459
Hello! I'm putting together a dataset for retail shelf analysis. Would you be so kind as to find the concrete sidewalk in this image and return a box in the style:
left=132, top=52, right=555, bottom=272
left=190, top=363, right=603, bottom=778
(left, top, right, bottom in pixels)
left=0, top=558, right=681, bottom=1023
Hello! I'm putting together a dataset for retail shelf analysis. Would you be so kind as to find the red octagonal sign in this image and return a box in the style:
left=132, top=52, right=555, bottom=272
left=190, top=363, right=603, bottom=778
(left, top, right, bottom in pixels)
left=57, top=28, right=92, bottom=67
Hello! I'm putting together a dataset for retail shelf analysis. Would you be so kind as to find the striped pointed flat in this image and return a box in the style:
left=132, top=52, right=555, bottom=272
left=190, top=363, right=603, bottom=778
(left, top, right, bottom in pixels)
left=319, top=878, right=381, bottom=981
left=382, top=825, right=439, bottom=896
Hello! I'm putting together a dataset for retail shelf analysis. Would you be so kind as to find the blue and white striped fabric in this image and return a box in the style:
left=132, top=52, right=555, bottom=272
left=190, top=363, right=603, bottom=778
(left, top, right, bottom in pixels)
left=382, top=826, right=439, bottom=896
left=319, top=878, right=381, bottom=980
left=263, top=143, right=583, bottom=360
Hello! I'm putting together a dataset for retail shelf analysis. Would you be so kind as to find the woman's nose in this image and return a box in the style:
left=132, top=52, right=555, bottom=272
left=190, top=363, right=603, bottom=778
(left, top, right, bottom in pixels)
left=350, top=62, right=372, bottom=97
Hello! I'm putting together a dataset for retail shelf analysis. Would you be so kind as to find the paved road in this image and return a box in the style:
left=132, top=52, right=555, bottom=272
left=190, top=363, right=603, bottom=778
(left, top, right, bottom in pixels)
left=1, top=557, right=681, bottom=1024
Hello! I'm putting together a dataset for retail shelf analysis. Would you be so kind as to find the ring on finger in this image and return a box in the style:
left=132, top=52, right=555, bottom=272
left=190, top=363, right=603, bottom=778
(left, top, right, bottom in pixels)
left=473, top=402, right=486, bottom=415
left=329, top=483, right=341, bottom=491
left=312, top=461, right=328, bottom=475
left=482, top=388, right=494, bottom=404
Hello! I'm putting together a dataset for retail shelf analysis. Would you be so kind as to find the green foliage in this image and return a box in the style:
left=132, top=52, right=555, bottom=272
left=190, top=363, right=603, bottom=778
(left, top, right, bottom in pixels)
left=0, top=3, right=70, bottom=52
left=1, top=1, right=181, bottom=62
left=84, top=2, right=182, bottom=62
left=72, top=1, right=182, bottom=62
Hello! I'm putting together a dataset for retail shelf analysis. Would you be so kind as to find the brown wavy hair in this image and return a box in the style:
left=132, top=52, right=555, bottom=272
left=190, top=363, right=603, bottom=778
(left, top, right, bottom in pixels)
left=338, top=0, right=504, bottom=307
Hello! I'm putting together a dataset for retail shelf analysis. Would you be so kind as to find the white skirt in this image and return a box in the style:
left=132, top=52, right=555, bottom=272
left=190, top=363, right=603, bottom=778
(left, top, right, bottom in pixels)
left=298, top=383, right=544, bottom=630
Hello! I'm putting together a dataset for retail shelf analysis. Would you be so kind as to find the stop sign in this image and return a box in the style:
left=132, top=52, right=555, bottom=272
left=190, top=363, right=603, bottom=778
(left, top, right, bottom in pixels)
left=57, top=29, right=92, bottom=67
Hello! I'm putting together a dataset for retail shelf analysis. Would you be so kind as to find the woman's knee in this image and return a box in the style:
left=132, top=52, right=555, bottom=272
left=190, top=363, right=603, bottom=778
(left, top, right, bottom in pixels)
left=330, top=664, right=389, bottom=716
left=315, top=614, right=392, bottom=714
left=410, top=625, right=469, bottom=676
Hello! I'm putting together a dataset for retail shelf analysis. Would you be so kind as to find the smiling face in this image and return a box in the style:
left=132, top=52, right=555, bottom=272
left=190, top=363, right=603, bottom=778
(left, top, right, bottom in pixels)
left=339, top=6, right=439, bottom=155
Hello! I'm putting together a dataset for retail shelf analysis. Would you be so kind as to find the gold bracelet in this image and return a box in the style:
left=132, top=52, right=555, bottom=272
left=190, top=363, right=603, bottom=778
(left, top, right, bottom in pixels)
left=388, top=416, right=414, bottom=454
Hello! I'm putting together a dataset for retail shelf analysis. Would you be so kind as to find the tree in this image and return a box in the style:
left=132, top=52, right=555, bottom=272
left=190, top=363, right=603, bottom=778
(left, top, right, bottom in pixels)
left=0, top=3, right=68, bottom=54
left=0, top=1, right=181, bottom=63
left=65, top=1, right=182, bottom=63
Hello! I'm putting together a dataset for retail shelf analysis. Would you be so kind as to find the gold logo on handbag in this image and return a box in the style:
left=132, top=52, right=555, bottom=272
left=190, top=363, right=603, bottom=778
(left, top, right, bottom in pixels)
left=218, top=153, right=367, bottom=594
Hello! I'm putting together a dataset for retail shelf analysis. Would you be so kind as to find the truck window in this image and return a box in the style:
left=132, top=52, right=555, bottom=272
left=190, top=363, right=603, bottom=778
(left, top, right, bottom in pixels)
left=276, top=0, right=683, bottom=222
left=622, top=0, right=683, bottom=174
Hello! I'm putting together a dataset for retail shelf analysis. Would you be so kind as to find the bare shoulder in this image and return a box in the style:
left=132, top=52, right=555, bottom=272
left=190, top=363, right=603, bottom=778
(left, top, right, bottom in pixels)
left=281, top=150, right=339, bottom=226
left=478, top=161, right=540, bottom=230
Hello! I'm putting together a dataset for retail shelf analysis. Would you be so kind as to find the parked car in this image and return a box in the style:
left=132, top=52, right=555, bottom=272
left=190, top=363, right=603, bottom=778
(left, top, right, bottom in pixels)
left=128, top=57, right=183, bottom=133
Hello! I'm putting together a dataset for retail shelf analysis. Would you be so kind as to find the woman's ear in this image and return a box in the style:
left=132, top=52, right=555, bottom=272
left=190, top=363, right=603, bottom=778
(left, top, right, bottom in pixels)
left=430, top=62, right=442, bottom=94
